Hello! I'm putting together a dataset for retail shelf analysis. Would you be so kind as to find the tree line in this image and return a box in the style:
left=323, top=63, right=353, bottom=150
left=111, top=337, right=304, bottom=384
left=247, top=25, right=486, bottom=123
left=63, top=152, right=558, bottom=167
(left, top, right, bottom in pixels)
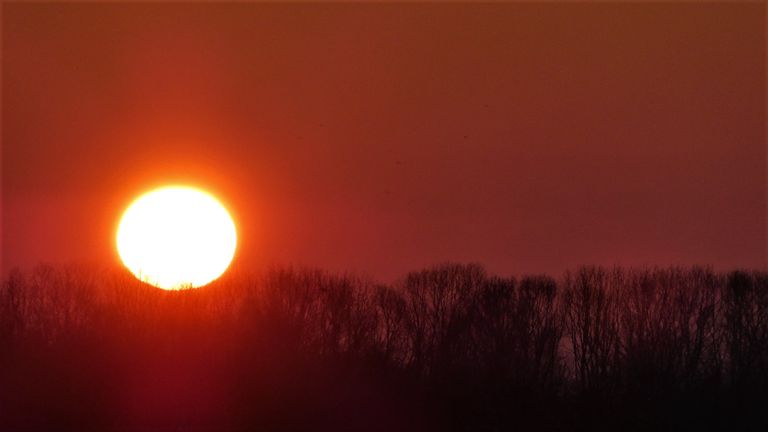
left=1, top=263, right=767, bottom=430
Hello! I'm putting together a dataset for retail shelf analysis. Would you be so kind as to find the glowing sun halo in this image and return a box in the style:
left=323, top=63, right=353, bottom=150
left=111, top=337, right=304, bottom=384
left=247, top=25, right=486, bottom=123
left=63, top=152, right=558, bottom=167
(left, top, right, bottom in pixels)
left=116, top=186, right=237, bottom=289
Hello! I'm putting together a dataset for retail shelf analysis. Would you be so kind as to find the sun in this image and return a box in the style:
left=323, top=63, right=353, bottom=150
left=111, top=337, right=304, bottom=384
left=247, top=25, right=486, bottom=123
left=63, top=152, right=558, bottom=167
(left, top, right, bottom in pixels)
left=116, top=186, right=237, bottom=289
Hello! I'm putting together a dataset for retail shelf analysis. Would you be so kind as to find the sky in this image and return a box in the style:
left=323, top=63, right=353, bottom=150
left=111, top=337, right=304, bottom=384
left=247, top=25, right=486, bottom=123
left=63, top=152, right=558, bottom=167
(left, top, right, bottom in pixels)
left=2, top=3, right=765, bottom=281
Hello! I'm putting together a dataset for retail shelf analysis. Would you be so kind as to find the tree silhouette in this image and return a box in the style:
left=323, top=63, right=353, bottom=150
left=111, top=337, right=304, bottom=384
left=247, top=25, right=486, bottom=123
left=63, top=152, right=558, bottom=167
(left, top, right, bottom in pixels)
left=1, top=263, right=767, bottom=431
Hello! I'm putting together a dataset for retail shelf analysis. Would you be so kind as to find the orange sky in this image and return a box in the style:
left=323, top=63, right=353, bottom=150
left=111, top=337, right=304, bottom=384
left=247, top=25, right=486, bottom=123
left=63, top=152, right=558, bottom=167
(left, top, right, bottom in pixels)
left=2, top=3, right=765, bottom=280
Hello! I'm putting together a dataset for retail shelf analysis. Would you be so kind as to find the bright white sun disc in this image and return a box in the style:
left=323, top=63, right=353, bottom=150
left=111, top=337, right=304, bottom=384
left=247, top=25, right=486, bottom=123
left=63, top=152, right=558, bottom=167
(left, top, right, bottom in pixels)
left=116, top=186, right=237, bottom=289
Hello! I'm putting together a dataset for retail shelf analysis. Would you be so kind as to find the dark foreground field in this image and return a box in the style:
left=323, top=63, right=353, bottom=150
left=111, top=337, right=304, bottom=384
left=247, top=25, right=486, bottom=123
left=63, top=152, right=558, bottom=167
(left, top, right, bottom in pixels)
left=1, top=263, right=767, bottom=431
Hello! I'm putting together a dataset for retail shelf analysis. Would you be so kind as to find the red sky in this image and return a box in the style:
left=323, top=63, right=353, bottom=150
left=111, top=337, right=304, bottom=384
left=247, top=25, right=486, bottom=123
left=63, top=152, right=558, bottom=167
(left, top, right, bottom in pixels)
left=2, top=3, right=765, bottom=280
